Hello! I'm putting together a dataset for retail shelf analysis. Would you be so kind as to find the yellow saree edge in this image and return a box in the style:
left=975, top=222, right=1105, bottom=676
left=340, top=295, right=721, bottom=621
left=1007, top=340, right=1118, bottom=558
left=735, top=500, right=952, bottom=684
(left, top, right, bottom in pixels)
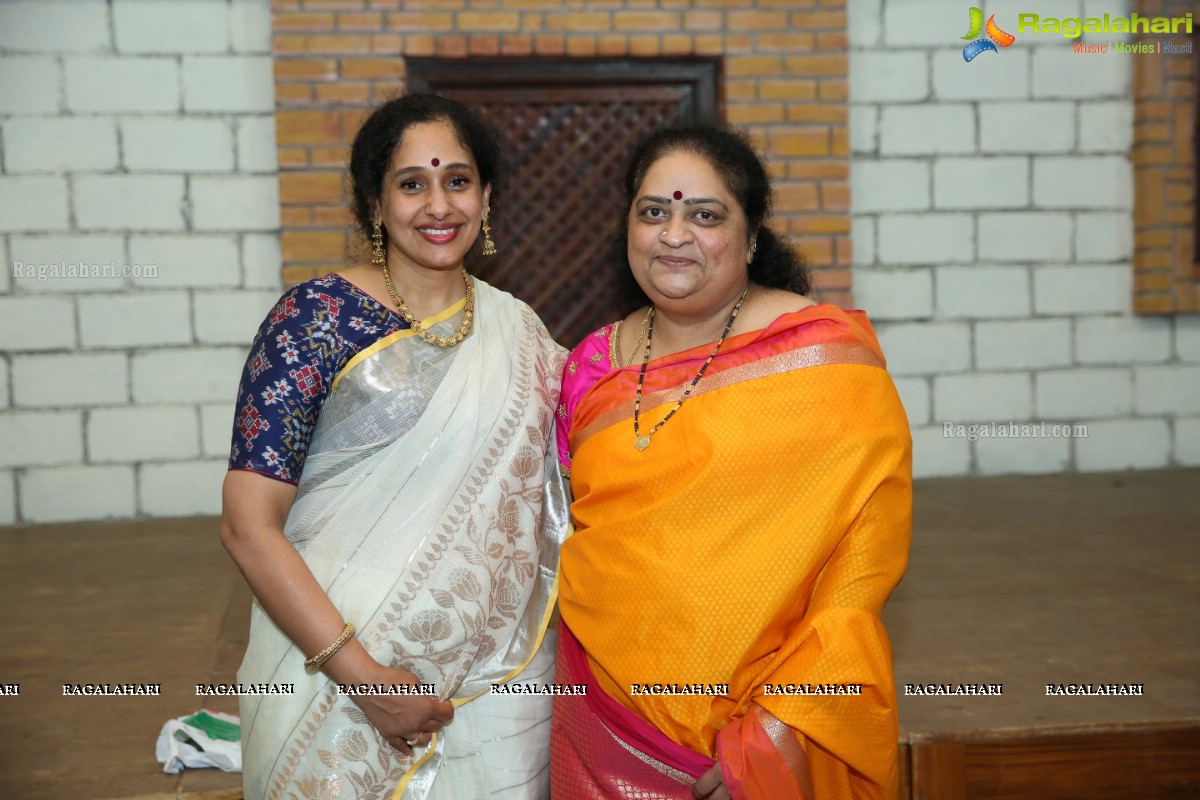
left=391, top=730, right=439, bottom=800
left=331, top=298, right=468, bottom=391
left=451, top=551, right=566, bottom=708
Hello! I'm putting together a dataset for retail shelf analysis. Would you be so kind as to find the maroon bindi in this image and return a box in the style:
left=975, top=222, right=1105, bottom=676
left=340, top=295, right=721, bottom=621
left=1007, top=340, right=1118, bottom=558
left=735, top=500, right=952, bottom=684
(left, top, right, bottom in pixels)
left=431, top=158, right=440, bottom=167
left=673, top=191, right=683, bottom=200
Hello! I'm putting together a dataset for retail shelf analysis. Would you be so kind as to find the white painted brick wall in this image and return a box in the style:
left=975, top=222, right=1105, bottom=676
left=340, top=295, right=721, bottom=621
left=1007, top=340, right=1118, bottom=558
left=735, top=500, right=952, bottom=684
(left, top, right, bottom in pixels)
left=139, top=460, right=226, bottom=516
left=1033, top=156, right=1131, bottom=210
left=934, top=373, right=1033, bottom=422
left=1034, top=265, right=1129, bottom=315
left=12, top=353, right=129, bottom=407
left=1075, top=212, right=1132, bottom=261
left=975, top=320, right=1073, bottom=370
left=0, top=238, right=9, bottom=294
left=192, top=176, right=281, bottom=231
left=849, top=53, right=928, bottom=103
left=910, top=426, right=971, bottom=479
left=1076, top=420, right=1170, bottom=471
left=849, top=106, right=878, bottom=156
left=934, top=158, right=1029, bottom=210
left=9, top=235, right=128, bottom=294
left=0, top=0, right=282, bottom=523
left=875, top=322, right=972, bottom=376
left=846, top=0, right=1186, bottom=479
left=1178, top=319, right=1200, bottom=363
left=0, top=176, right=70, bottom=232
left=0, top=1, right=112, bottom=52
left=200, top=403, right=234, bottom=458
left=1035, top=368, right=1133, bottom=419
left=879, top=106, right=975, bottom=155
left=235, top=117, right=280, bottom=173
left=978, top=213, right=1072, bottom=261
left=1031, top=48, right=1129, bottom=100
left=0, top=56, right=62, bottom=114
left=132, top=348, right=248, bottom=405
left=850, top=216, right=875, bottom=267
left=975, top=436, right=1071, bottom=476
left=182, top=56, right=275, bottom=113
left=0, top=471, right=14, bottom=525
left=78, top=293, right=193, bottom=349
left=853, top=269, right=932, bottom=320
left=231, top=0, right=274, bottom=54
left=121, top=118, right=235, bottom=173
left=1177, top=418, right=1200, bottom=466
left=1079, top=102, right=1134, bottom=153
left=113, top=0, right=229, bottom=54
left=1075, top=317, right=1172, bottom=364
left=20, top=465, right=137, bottom=523
left=88, top=406, right=200, bottom=462
left=852, top=160, right=930, bottom=212
left=877, top=214, right=973, bottom=265
left=241, top=234, right=284, bottom=290
left=74, top=175, right=186, bottom=231
left=0, top=296, right=77, bottom=351
left=936, top=267, right=1031, bottom=319
left=2, top=117, right=120, bottom=173
left=892, top=377, right=930, bottom=426
left=1134, top=367, right=1200, bottom=416
left=65, top=57, right=180, bottom=113
left=194, top=290, right=281, bottom=345
left=932, top=51, right=1030, bottom=102
left=979, top=104, right=1075, bottom=154
left=128, top=235, right=241, bottom=288
left=0, top=410, right=83, bottom=467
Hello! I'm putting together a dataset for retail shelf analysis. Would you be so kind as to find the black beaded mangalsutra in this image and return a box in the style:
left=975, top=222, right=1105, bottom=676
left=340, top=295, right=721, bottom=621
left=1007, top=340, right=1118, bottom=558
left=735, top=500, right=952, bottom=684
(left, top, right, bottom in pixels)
left=633, top=285, right=749, bottom=451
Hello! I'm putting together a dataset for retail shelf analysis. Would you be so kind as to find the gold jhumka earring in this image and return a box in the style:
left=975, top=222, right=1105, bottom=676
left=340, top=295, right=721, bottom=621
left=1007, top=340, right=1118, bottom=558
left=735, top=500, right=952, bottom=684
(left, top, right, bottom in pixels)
left=481, top=210, right=497, bottom=256
left=372, top=219, right=385, bottom=266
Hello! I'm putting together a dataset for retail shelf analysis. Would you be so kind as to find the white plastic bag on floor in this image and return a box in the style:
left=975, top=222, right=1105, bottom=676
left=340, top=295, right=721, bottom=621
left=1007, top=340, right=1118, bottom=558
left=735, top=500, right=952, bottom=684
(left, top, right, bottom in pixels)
left=156, top=710, right=242, bottom=774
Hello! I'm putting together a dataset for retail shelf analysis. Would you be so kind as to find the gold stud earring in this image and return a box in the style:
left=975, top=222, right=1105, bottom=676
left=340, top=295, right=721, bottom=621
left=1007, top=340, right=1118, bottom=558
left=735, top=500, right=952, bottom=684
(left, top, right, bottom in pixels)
left=372, top=219, right=385, bottom=266
left=481, top=209, right=497, bottom=256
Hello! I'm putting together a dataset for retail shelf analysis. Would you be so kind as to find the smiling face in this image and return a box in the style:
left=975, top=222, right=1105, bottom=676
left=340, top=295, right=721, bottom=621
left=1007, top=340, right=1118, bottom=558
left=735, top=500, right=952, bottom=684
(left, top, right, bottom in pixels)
left=627, top=150, right=752, bottom=317
left=375, top=119, right=490, bottom=276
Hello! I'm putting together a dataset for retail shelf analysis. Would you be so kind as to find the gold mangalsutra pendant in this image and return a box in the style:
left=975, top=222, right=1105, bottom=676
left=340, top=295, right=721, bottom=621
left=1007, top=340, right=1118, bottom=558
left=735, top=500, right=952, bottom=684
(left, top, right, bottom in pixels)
left=635, top=436, right=651, bottom=451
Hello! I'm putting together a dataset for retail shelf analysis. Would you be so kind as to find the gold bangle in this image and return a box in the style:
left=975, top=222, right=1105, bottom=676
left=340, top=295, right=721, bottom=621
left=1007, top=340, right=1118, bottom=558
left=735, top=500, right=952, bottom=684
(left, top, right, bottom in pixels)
left=304, top=623, right=355, bottom=672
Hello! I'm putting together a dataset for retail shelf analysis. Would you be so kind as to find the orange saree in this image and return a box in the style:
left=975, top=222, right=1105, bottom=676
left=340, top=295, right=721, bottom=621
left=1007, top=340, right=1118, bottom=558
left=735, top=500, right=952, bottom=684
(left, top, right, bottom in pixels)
left=551, top=305, right=912, bottom=800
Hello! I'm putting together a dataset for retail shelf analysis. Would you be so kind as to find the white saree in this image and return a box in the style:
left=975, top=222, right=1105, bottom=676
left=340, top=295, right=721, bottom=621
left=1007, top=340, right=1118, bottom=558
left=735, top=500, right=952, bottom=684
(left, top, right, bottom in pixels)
left=238, top=279, right=569, bottom=800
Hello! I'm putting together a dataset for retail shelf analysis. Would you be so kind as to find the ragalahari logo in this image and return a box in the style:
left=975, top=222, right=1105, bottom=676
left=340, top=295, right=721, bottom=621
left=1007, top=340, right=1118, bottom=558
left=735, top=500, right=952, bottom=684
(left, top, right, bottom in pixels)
left=961, top=7, right=1016, bottom=62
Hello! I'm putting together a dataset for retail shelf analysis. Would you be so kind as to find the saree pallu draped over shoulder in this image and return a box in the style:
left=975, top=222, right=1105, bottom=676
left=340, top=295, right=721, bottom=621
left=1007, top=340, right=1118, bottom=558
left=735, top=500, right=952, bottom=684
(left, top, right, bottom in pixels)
left=238, top=279, right=569, bottom=800
left=553, top=305, right=913, bottom=800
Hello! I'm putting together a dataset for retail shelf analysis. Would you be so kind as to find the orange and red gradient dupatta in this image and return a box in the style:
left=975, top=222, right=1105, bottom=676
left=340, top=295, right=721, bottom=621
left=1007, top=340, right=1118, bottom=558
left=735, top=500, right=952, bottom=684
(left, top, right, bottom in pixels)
left=552, top=304, right=912, bottom=800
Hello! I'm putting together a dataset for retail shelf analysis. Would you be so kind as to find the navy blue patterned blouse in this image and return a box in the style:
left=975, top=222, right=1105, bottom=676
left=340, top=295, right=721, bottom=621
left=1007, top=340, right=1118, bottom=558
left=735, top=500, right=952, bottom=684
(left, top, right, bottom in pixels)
left=229, top=274, right=407, bottom=484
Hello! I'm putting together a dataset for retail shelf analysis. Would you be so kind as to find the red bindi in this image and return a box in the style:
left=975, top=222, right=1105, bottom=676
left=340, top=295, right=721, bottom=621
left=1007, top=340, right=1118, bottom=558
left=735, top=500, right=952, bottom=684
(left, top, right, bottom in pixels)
left=673, top=191, right=683, bottom=200
left=431, top=158, right=440, bottom=167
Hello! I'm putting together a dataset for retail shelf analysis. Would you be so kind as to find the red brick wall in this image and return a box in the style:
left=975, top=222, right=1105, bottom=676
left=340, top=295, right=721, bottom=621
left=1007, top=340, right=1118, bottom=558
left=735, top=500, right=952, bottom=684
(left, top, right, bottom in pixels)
left=271, top=0, right=852, bottom=308
left=1132, top=0, right=1197, bottom=314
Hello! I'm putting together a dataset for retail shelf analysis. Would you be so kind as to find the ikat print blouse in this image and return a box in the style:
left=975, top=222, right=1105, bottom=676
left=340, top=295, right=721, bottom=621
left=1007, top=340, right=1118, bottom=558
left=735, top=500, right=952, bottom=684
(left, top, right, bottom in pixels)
left=228, top=275, right=406, bottom=484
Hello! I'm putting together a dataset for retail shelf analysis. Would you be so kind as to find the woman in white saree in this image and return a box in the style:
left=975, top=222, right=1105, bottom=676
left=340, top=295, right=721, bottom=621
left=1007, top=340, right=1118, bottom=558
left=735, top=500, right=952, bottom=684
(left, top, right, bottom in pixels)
left=221, top=94, right=568, bottom=800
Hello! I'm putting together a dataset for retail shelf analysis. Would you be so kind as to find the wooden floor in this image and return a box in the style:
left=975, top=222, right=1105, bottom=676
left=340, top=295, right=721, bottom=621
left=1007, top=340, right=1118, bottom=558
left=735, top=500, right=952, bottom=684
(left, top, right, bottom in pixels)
left=0, top=469, right=1197, bottom=799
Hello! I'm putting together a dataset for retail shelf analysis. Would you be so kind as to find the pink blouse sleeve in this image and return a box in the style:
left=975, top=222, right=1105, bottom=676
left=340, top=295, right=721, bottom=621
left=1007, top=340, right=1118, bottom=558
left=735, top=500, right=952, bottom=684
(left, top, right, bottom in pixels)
left=556, top=324, right=617, bottom=477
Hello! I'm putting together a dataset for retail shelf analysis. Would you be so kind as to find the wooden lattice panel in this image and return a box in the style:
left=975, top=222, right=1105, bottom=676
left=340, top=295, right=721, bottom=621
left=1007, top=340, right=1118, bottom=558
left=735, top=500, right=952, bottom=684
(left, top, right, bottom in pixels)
left=450, top=89, right=689, bottom=345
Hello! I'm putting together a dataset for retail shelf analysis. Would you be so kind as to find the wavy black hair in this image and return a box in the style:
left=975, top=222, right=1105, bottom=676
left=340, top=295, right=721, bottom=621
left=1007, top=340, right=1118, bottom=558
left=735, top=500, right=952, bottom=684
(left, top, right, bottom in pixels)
left=348, top=93, right=505, bottom=260
left=614, top=124, right=809, bottom=314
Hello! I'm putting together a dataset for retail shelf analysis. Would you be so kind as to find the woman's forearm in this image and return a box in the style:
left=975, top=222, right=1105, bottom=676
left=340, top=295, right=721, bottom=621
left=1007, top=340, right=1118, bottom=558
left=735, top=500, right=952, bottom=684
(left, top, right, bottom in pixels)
left=219, top=470, right=375, bottom=684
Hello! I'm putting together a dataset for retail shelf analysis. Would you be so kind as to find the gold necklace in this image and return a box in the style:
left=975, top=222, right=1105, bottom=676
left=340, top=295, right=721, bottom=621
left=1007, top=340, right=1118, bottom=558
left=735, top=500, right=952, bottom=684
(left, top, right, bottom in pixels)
left=633, top=286, right=749, bottom=451
left=380, top=264, right=474, bottom=348
left=610, top=307, right=652, bottom=367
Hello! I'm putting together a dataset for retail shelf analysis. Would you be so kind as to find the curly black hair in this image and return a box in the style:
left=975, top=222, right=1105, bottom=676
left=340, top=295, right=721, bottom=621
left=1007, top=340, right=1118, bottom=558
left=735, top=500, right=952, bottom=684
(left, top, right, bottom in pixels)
left=613, top=124, right=809, bottom=314
left=348, top=93, right=506, bottom=260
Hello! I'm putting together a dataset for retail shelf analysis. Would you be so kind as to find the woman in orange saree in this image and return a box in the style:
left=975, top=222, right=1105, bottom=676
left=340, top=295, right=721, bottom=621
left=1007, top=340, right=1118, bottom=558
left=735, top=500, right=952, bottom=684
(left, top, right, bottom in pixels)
left=550, top=125, right=912, bottom=800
